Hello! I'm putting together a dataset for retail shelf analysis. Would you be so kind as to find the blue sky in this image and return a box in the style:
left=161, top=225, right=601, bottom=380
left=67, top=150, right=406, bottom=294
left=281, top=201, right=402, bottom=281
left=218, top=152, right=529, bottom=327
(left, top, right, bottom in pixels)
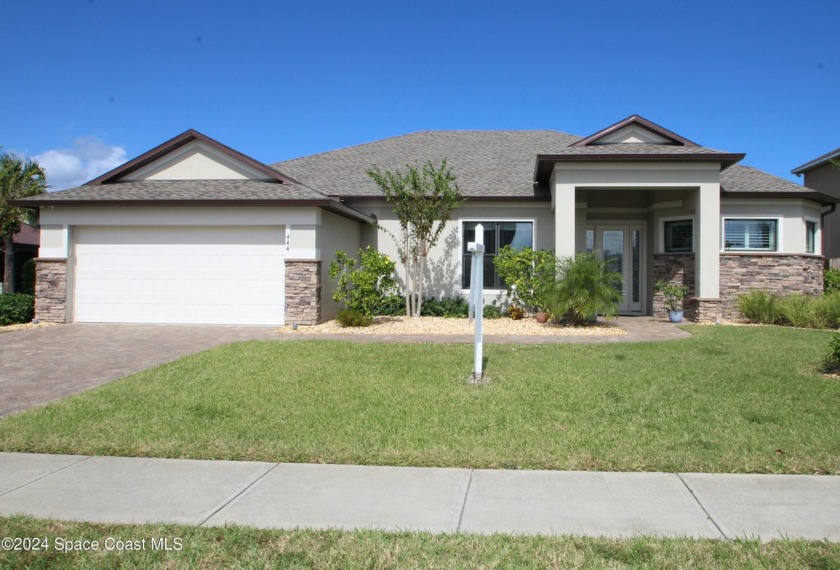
left=2, top=1, right=838, bottom=190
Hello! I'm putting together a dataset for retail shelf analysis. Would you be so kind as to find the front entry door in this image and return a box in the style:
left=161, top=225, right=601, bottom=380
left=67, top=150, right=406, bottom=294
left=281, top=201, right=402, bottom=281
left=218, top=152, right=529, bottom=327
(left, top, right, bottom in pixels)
left=594, top=224, right=644, bottom=315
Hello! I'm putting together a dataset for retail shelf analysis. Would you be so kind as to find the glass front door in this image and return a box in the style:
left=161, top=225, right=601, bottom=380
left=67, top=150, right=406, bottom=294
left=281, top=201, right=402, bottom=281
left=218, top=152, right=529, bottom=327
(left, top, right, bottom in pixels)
left=594, top=224, right=644, bottom=314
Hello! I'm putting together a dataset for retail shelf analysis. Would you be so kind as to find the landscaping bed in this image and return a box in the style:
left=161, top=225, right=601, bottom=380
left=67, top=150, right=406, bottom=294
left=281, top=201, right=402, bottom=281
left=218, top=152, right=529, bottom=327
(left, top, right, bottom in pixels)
left=277, top=315, right=626, bottom=336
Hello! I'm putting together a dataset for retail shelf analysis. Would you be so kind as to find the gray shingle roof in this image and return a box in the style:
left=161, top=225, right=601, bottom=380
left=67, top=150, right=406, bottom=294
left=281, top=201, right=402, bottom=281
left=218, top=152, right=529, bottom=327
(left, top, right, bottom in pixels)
left=272, top=130, right=581, bottom=198
left=721, top=165, right=817, bottom=194
left=16, top=179, right=330, bottom=203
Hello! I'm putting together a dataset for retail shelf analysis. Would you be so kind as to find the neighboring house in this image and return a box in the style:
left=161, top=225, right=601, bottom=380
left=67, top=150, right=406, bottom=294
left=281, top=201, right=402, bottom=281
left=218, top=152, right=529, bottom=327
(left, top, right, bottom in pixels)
left=14, top=115, right=834, bottom=326
left=0, top=224, right=40, bottom=293
left=792, top=148, right=840, bottom=261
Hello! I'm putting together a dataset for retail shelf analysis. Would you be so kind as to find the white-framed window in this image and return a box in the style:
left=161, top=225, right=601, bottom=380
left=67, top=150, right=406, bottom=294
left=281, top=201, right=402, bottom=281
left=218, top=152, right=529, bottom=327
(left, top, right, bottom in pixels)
left=805, top=219, right=818, bottom=254
left=460, top=220, right=535, bottom=289
left=723, top=218, right=778, bottom=251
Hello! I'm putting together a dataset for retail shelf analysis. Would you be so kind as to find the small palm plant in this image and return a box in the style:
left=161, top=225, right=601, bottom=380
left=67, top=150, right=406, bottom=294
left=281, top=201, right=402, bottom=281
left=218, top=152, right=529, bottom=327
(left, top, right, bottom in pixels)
left=546, top=252, right=622, bottom=325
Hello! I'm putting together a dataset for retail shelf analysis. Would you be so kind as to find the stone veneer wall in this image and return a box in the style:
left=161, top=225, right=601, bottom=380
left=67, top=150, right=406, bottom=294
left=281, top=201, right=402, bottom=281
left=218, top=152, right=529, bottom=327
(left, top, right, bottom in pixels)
left=652, top=254, right=696, bottom=319
left=719, top=254, right=823, bottom=318
left=653, top=253, right=824, bottom=321
left=285, top=260, right=321, bottom=325
left=34, top=259, right=67, bottom=323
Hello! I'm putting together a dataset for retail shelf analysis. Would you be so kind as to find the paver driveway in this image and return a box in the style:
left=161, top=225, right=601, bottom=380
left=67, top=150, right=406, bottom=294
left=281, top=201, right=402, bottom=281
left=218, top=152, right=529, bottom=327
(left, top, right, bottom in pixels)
left=0, top=324, right=278, bottom=417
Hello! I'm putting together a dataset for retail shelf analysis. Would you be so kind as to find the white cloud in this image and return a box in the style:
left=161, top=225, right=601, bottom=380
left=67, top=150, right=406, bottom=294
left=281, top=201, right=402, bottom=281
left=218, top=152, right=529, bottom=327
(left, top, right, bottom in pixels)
left=34, top=137, right=128, bottom=191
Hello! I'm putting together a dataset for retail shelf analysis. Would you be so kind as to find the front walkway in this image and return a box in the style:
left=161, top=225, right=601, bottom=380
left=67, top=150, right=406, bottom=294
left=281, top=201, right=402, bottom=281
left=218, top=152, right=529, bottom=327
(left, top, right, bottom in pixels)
left=1, top=452, right=837, bottom=542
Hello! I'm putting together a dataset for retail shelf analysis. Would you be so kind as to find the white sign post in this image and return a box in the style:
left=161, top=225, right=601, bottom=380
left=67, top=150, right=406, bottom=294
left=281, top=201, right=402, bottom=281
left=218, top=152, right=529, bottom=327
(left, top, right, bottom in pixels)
left=467, top=224, right=485, bottom=381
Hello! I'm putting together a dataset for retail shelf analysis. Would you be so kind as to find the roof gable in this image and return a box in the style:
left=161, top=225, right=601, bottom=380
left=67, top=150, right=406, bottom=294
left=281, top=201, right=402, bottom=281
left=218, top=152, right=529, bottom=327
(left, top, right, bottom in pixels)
left=85, top=129, right=294, bottom=185
left=569, top=115, right=699, bottom=148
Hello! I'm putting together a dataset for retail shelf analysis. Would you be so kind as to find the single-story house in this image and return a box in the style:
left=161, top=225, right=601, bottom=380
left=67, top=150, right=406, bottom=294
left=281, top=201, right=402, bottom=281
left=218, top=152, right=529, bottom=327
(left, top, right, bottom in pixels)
left=15, top=115, right=834, bottom=325
left=1, top=223, right=40, bottom=293
left=792, top=148, right=840, bottom=261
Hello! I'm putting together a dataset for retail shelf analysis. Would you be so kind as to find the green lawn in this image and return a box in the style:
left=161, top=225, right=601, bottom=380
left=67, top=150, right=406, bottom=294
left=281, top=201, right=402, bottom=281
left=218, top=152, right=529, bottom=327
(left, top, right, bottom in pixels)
left=1, top=326, right=838, bottom=473
left=1, top=516, right=837, bottom=569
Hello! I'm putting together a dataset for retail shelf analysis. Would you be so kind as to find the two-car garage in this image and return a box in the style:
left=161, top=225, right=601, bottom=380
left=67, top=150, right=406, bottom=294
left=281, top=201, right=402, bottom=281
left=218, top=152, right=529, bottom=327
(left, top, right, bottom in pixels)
left=72, top=226, right=286, bottom=326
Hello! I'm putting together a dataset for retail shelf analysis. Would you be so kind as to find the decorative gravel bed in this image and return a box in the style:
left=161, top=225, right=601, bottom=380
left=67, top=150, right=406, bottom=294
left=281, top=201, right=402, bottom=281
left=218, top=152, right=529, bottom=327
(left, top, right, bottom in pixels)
left=277, top=316, right=626, bottom=336
left=0, top=322, right=59, bottom=334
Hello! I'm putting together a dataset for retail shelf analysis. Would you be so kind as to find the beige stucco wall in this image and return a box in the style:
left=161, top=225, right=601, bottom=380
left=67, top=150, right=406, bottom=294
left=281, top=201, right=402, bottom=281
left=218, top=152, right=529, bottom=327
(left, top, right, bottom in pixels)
left=720, top=199, right=823, bottom=254
left=316, top=209, right=362, bottom=320
left=123, top=141, right=271, bottom=181
left=348, top=200, right=554, bottom=300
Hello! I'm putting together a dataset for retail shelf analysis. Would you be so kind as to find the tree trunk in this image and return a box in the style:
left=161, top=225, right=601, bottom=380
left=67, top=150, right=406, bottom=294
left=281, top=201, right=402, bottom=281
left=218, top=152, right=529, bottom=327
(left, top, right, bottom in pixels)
left=3, top=238, right=15, bottom=294
left=416, top=254, right=425, bottom=317
left=410, top=255, right=417, bottom=317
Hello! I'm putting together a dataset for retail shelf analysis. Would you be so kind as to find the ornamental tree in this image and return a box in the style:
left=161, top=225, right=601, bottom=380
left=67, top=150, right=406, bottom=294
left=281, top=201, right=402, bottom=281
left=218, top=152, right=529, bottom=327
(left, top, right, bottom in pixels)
left=366, top=160, right=462, bottom=317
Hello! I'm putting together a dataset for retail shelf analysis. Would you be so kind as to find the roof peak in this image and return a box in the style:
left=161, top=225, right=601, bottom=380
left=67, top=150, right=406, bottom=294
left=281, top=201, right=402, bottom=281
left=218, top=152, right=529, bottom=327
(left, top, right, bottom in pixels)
left=570, top=114, right=700, bottom=148
left=85, top=129, right=294, bottom=186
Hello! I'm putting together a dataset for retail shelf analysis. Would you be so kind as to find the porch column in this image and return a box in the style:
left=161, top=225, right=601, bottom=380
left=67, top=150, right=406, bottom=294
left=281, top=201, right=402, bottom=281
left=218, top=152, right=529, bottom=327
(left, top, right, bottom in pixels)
left=695, top=183, right=721, bottom=319
left=554, top=182, right=577, bottom=258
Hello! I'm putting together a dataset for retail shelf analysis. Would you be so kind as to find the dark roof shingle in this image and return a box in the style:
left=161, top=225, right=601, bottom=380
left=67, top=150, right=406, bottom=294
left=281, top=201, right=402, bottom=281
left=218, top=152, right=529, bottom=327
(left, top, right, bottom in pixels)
left=16, top=179, right=330, bottom=203
left=272, top=130, right=581, bottom=198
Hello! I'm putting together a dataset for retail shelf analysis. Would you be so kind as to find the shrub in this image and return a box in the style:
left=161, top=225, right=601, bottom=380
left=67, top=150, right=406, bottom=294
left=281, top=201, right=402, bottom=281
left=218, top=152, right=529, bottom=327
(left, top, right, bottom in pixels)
left=546, top=251, right=622, bottom=325
left=336, top=309, right=373, bottom=327
left=375, top=295, right=406, bottom=316
left=20, top=259, right=36, bottom=295
left=329, top=247, right=397, bottom=317
left=653, top=281, right=690, bottom=313
left=778, top=294, right=824, bottom=329
left=422, top=296, right=469, bottom=318
left=824, top=333, right=840, bottom=372
left=825, top=268, right=840, bottom=294
left=817, top=292, right=840, bottom=328
left=507, top=305, right=526, bottom=320
left=493, top=246, right=556, bottom=312
left=482, top=300, right=502, bottom=319
left=737, top=290, right=781, bottom=324
left=0, top=293, right=34, bottom=325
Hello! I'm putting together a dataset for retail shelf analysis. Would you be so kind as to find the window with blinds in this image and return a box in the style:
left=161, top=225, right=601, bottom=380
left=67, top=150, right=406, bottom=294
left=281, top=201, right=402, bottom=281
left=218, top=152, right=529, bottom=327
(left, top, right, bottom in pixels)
left=462, top=221, right=534, bottom=289
left=724, top=219, right=777, bottom=251
left=664, top=220, right=693, bottom=252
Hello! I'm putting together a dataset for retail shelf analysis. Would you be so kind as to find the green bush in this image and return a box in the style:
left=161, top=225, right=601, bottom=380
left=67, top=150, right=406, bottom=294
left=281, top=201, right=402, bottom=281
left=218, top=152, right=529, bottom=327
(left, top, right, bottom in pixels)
left=493, top=246, right=556, bottom=312
left=336, top=309, right=373, bottom=327
left=482, top=300, right=502, bottom=319
left=422, top=296, right=469, bottom=317
left=824, top=333, right=840, bottom=372
left=546, top=251, right=622, bottom=325
left=653, top=281, right=690, bottom=313
left=375, top=295, right=406, bottom=316
left=373, top=295, right=502, bottom=319
left=737, top=290, right=781, bottom=324
left=817, top=292, right=840, bottom=328
left=777, top=294, right=824, bottom=329
left=825, top=268, right=840, bottom=294
left=329, top=247, right=397, bottom=317
left=20, top=258, right=36, bottom=295
left=0, top=293, right=34, bottom=325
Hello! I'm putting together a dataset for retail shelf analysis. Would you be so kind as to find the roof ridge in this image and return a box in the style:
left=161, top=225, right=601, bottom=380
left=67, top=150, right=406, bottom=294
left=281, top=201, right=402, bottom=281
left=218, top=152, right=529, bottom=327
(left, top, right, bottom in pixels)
left=272, top=129, right=580, bottom=167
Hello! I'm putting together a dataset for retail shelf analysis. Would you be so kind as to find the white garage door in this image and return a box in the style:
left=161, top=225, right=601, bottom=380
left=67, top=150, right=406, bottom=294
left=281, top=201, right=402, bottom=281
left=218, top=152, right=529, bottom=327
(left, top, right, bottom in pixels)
left=73, top=226, right=285, bottom=325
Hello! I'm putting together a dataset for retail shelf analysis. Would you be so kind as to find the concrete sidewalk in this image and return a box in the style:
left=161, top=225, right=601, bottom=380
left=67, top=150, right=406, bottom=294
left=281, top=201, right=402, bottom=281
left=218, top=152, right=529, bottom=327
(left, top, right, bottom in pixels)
left=1, top=453, right=837, bottom=542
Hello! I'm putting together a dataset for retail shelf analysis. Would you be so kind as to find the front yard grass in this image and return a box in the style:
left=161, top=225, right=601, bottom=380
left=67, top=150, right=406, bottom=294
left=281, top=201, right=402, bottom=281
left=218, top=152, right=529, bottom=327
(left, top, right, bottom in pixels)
left=1, top=326, right=838, bottom=473
left=2, top=516, right=838, bottom=569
